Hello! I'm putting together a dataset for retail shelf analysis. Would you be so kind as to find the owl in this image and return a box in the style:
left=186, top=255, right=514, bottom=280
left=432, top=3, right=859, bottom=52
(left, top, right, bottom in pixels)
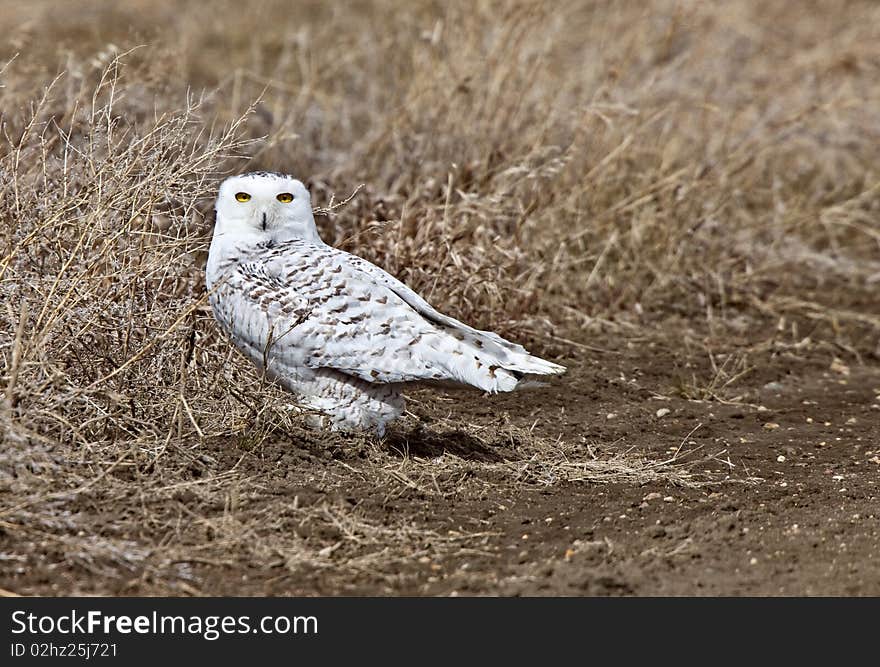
left=206, top=172, right=565, bottom=436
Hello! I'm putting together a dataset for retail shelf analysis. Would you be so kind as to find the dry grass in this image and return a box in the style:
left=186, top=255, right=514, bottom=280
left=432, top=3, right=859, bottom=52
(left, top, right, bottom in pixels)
left=0, top=0, right=877, bottom=594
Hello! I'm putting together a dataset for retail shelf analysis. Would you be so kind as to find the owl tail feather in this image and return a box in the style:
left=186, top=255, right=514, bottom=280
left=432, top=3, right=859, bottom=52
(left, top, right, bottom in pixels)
left=436, top=327, right=566, bottom=394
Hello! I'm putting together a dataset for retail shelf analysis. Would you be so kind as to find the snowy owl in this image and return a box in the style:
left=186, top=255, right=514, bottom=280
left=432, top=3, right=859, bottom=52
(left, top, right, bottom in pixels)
left=206, top=171, right=565, bottom=436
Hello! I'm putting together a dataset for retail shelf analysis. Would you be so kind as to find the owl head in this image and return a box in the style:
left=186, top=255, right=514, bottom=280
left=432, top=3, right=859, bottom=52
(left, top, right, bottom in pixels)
left=213, top=172, right=322, bottom=244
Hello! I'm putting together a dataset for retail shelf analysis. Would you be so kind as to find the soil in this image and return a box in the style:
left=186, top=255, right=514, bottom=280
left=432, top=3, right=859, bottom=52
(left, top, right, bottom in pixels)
left=3, top=330, right=879, bottom=597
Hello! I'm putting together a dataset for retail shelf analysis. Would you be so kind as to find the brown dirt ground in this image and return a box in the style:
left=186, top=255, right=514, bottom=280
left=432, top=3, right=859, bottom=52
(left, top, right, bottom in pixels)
left=4, top=327, right=878, bottom=597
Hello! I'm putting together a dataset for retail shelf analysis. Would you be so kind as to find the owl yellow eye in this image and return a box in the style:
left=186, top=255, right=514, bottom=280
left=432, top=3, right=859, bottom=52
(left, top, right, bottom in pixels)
left=276, top=192, right=294, bottom=203
left=235, top=192, right=251, bottom=202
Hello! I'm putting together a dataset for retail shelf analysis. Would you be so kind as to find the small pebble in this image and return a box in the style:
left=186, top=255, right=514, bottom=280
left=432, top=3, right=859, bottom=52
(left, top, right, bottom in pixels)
left=777, top=455, right=786, bottom=463
left=655, top=408, right=671, bottom=418
left=763, top=422, right=780, bottom=430
left=829, top=358, right=850, bottom=375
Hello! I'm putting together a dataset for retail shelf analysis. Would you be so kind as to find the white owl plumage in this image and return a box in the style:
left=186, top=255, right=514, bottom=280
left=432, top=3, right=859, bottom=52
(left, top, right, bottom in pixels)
left=206, top=172, right=565, bottom=436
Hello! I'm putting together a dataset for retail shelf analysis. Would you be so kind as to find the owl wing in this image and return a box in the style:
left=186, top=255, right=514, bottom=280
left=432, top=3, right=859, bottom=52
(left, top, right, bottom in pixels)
left=215, top=242, right=461, bottom=384
left=216, top=241, right=563, bottom=391
left=341, top=254, right=530, bottom=355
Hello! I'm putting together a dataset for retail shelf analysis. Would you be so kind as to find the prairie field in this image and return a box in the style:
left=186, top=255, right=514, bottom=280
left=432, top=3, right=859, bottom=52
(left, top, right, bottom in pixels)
left=1, top=0, right=878, bottom=596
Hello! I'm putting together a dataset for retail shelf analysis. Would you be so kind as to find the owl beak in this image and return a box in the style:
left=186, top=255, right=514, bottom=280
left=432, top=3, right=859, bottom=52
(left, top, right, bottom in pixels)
left=261, top=211, right=268, bottom=231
